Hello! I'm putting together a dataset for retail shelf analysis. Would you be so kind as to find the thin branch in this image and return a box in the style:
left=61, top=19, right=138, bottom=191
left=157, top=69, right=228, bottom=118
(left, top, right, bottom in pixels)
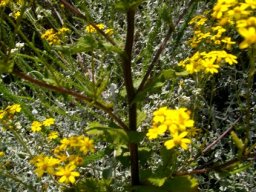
left=202, top=117, right=241, bottom=155
left=174, top=152, right=255, bottom=177
left=13, top=69, right=128, bottom=131
left=136, top=0, right=196, bottom=95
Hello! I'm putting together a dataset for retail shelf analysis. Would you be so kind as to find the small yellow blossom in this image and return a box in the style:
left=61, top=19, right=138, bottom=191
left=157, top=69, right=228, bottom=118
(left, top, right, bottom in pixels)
left=31, top=155, right=60, bottom=177
left=31, top=121, right=42, bottom=132
left=238, top=27, right=256, bottom=49
left=221, top=37, right=236, bottom=50
left=164, top=132, right=192, bottom=150
left=245, top=0, right=256, bottom=9
left=6, top=104, right=21, bottom=114
left=0, top=0, right=9, bottom=7
left=55, top=164, right=80, bottom=184
left=85, top=23, right=105, bottom=33
left=0, top=110, right=7, bottom=119
left=78, top=137, right=95, bottom=155
left=0, top=151, right=5, bottom=157
left=202, top=58, right=220, bottom=74
left=41, top=29, right=61, bottom=45
left=147, top=107, right=196, bottom=150
left=13, top=11, right=21, bottom=20
left=43, top=118, right=55, bottom=126
left=48, top=131, right=59, bottom=140
left=147, top=124, right=167, bottom=140
left=105, top=28, right=114, bottom=35
left=57, top=27, right=70, bottom=35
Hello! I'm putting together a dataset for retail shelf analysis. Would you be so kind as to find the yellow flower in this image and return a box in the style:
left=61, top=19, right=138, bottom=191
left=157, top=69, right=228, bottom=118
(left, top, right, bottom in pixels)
left=47, top=131, right=59, bottom=140
left=58, top=27, right=70, bottom=34
left=189, top=15, right=207, bottom=26
left=147, top=124, right=167, bottom=140
left=32, top=156, right=60, bottom=177
left=31, top=121, right=42, bottom=132
left=0, top=0, right=9, bottom=7
left=105, top=28, right=114, bottom=35
left=164, top=132, right=191, bottom=150
left=59, top=138, right=71, bottom=150
left=13, top=11, right=21, bottom=20
left=0, top=151, right=5, bottom=157
left=238, top=27, right=256, bottom=49
left=43, top=118, right=55, bottom=126
left=68, top=155, right=83, bottom=166
left=85, top=23, right=105, bottom=33
left=0, top=110, right=7, bottom=119
left=41, top=29, right=61, bottom=45
left=6, top=104, right=21, bottom=114
left=202, top=58, right=220, bottom=74
left=227, top=4, right=251, bottom=20
left=221, top=37, right=236, bottom=50
left=77, top=136, right=95, bottom=155
left=236, top=17, right=256, bottom=29
left=55, top=164, right=80, bottom=184
left=245, top=0, right=256, bottom=9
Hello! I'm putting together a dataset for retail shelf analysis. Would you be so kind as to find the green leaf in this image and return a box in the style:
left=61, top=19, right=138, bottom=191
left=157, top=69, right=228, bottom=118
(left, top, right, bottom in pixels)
left=148, top=177, right=167, bottom=187
left=133, top=185, right=167, bottom=192
left=229, top=162, right=252, bottom=175
left=161, top=69, right=176, bottom=79
left=67, top=178, right=112, bottom=192
left=54, top=36, right=97, bottom=54
left=83, top=150, right=105, bottom=166
left=158, top=3, right=173, bottom=24
left=163, top=176, right=199, bottom=192
left=0, top=59, right=14, bottom=74
left=175, top=70, right=189, bottom=76
left=86, top=123, right=129, bottom=145
left=128, top=131, right=144, bottom=143
left=137, top=110, right=147, bottom=126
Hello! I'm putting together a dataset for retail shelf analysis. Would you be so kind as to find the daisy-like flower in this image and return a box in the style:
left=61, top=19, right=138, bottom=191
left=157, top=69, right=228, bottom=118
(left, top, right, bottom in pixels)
left=6, top=104, right=21, bottom=114
left=31, top=121, right=42, bottom=132
left=164, top=132, right=191, bottom=150
left=43, top=118, right=55, bottom=126
left=32, top=156, right=60, bottom=177
left=238, top=27, right=256, bottom=49
left=55, top=164, right=80, bottom=184
left=47, top=131, right=59, bottom=140
left=77, top=136, right=95, bottom=155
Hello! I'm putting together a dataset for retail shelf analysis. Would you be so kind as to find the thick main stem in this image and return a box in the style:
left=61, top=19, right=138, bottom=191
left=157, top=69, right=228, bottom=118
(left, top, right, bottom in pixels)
left=122, top=8, right=140, bottom=186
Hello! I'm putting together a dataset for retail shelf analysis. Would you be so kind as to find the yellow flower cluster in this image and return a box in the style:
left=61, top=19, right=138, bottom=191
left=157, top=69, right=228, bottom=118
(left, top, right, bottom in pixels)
left=85, top=23, right=114, bottom=35
left=41, top=27, right=70, bottom=45
left=179, top=1, right=252, bottom=74
left=30, top=135, right=95, bottom=184
left=147, top=107, right=199, bottom=150
left=188, top=19, right=236, bottom=50
left=212, top=0, right=256, bottom=49
left=0, top=0, right=9, bottom=7
left=54, top=135, right=95, bottom=155
left=0, top=104, right=21, bottom=121
left=0, top=0, right=24, bottom=7
left=31, top=118, right=55, bottom=132
left=179, top=50, right=238, bottom=74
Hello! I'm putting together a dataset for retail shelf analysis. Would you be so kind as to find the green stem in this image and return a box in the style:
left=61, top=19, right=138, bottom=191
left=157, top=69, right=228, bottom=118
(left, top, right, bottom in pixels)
left=9, top=128, right=33, bottom=157
left=244, top=46, right=255, bottom=147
